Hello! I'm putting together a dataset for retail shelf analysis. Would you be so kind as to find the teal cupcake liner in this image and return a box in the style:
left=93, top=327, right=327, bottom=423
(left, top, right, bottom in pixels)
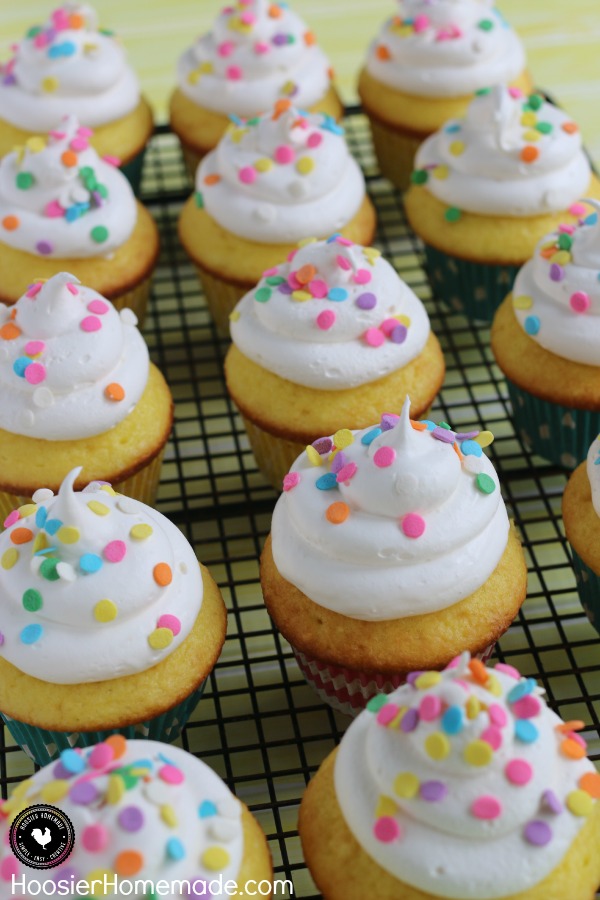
left=422, top=243, right=519, bottom=323
left=570, top=547, right=600, bottom=635
left=506, top=381, right=600, bottom=469
left=1, top=679, right=206, bottom=767
left=120, top=148, right=147, bottom=196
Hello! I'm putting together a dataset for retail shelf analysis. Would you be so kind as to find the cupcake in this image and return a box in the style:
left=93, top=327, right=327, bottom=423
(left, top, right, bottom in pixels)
left=491, top=202, right=600, bottom=469
left=0, top=272, right=172, bottom=516
left=0, top=115, right=159, bottom=323
left=358, top=0, right=531, bottom=189
left=225, top=236, right=445, bottom=488
left=178, top=102, right=377, bottom=335
left=0, top=739, right=272, bottom=896
left=404, top=86, right=600, bottom=322
left=260, top=399, right=527, bottom=715
left=563, top=437, right=600, bottom=635
left=169, top=0, right=343, bottom=176
left=0, top=470, right=227, bottom=765
left=299, top=653, right=600, bottom=900
left=0, top=4, right=154, bottom=194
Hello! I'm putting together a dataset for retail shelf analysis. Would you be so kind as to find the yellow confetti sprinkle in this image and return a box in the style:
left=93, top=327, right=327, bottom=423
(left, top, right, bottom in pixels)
left=188, top=69, right=202, bottom=85
left=130, top=524, right=153, bottom=541
left=18, top=503, right=37, bottom=518
left=1, top=548, right=19, bottom=570
left=414, top=671, right=442, bottom=690
left=107, top=775, right=125, bottom=805
left=333, top=429, right=354, bottom=450
left=202, top=847, right=230, bottom=871
left=100, top=485, right=117, bottom=495
left=254, top=157, right=273, bottom=172
left=296, top=156, right=315, bottom=175
left=449, top=141, right=465, bottom=156
left=567, top=790, right=594, bottom=817
left=42, top=76, right=59, bottom=93
left=229, top=309, right=241, bottom=323
left=11, top=779, right=33, bottom=799
left=94, top=599, right=117, bottom=623
left=550, top=250, right=571, bottom=265
left=84, top=870, right=114, bottom=896
left=230, top=127, right=248, bottom=144
left=520, top=112, right=537, bottom=127
left=425, top=732, right=451, bottom=761
left=388, top=706, right=408, bottom=729
left=148, top=628, right=174, bottom=650
left=160, top=804, right=178, bottom=827
left=466, top=696, right=481, bottom=719
left=41, top=780, right=70, bottom=803
left=25, top=137, right=46, bottom=153
left=376, top=795, right=398, bottom=817
left=305, top=445, right=323, bottom=466
left=297, top=237, right=318, bottom=248
left=513, top=295, right=533, bottom=310
left=200, top=62, right=214, bottom=74
left=32, top=532, right=48, bottom=554
left=87, top=500, right=109, bottom=516
left=57, top=525, right=80, bottom=544
left=486, top=674, right=503, bottom=697
left=394, top=772, right=420, bottom=798
left=292, top=290, right=312, bottom=302
left=395, top=314, right=411, bottom=327
left=473, top=431, right=494, bottom=448
left=433, top=165, right=449, bottom=180
left=464, top=740, right=493, bottom=767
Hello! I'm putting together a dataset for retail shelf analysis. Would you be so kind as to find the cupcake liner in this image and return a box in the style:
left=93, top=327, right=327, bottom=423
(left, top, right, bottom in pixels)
left=367, top=115, right=423, bottom=191
left=505, top=381, right=600, bottom=470
left=180, top=143, right=205, bottom=182
left=194, top=265, right=249, bottom=337
left=570, top=547, right=600, bottom=635
left=241, top=415, right=304, bottom=490
left=1, top=679, right=206, bottom=766
left=109, top=272, right=153, bottom=327
left=292, top=642, right=496, bottom=717
left=422, top=243, right=519, bottom=323
left=120, top=147, right=147, bottom=197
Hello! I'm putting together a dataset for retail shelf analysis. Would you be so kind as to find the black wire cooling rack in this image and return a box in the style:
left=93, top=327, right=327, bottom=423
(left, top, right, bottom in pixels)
left=1, top=110, right=599, bottom=899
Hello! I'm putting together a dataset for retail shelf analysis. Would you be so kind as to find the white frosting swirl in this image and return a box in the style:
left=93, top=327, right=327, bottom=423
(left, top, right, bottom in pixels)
left=0, top=115, right=137, bottom=258
left=366, top=0, right=526, bottom=98
left=0, top=3, right=139, bottom=131
left=0, top=273, right=148, bottom=441
left=177, top=0, right=332, bottom=118
left=271, top=399, right=508, bottom=619
left=0, top=740, right=244, bottom=899
left=415, top=86, right=591, bottom=216
left=587, top=436, right=600, bottom=518
left=197, top=105, right=365, bottom=243
left=334, top=654, right=599, bottom=899
left=512, top=203, right=600, bottom=365
left=230, top=238, right=430, bottom=389
left=0, top=469, right=203, bottom=685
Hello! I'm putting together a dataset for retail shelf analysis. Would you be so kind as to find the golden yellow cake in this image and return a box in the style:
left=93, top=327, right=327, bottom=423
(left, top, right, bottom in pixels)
left=563, top=439, right=600, bottom=634
left=169, top=0, right=343, bottom=175
left=358, top=1, right=532, bottom=189
left=178, top=101, right=376, bottom=335
left=300, top=655, right=600, bottom=900
left=225, top=237, right=445, bottom=488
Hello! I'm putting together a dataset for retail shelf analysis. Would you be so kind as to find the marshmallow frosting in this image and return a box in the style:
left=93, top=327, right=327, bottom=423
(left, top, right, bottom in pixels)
left=177, top=0, right=332, bottom=119
left=366, top=0, right=526, bottom=98
left=334, top=653, right=600, bottom=899
left=414, top=86, right=591, bottom=216
left=196, top=103, right=365, bottom=243
left=0, top=4, right=139, bottom=132
left=0, top=273, right=148, bottom=441
left=229, top=237, right=430, bottom=390
left=0, top=740, right=244, bottom=899
left=0, top=115, right=137, bottom=259
left=587, top=437, right=600, bottom=518
left=512, top=203, right=600, bottom=365
left=0, top=469, right=203, bottom=685
left=271, top=399, right=509, bottom=620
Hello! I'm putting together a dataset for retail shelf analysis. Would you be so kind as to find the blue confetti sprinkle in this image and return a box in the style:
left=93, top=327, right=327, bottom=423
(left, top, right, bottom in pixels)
left=35, top=506, right=47, bottom=529
left=13, top=356, right=30, bottom=378
left=584, top=212, right=598, bottom=225
left=421, top=420, right=436, bottom=431
left=228, top=114, right=243, bottom=125
left=166, top=837, right=186, bottom=861
left=80, top=553, right=103, bottom=574
left=524, top=315, right=540, bottom=336
left=199, top=800, right=217, bottom=819
left=460, top=440, right=483, bottom=458
left=60, top=748, right=85, bottom=774
left=445, top=123, right=462, bottom=134
left=515, top=719, right=539, bottom=743
left=441, top=706, right=464, bottom=735
left=44, top=518, right=62, bottom=536
left=316, top=473, right=338, bottom=491
left=34, top=546, right=57, bottom=556
left=361, top=427, right=382, bottom=445
left=508, top=678, right=536, bottom=703
left=328, top=287, right=348, bottom=302
left=326, top=233, right=342, bottom=243
left=20, top=623, right=43, bottom=645
left=320, top=115, right=344, bottom=136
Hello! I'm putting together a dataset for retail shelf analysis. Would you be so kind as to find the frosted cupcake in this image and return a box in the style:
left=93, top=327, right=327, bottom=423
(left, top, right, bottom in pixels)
left=178, top=102, right=377, bottom=334
left=404, top=87, right=600, bottom=322
left=260, top=399, right=527, bottom=715
left=0, top=115, right=159, bottom=322
left=170, top=0, right=342, bottom=176
left=491, top=202, right=600, bottom=468
left=299, top=653, right=600, bottom=900
left=225, top=237, right=445, bottom=488
left=358, top=0, right=531, bottom=189
left=0, top=4, right=154, bottom=193
left=0, top=272, right=172, bottom=517
left=0, top=739, right=272, bottom=896
left=0, top=471, right=227, bottom=765
left=563, top=437, right=600, bottom=635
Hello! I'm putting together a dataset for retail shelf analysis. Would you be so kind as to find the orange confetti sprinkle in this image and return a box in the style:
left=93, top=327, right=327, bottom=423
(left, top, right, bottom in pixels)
left=556, top=720, right=585, bottom=734
left=272, top=98, right=292, bottom=120
left=562, top=122, right=578, bottom=134
left=268, top=3, right=283, bottom=17
left=540, top=246, right=556, bottom=259
left=304, top=30, right=316, bottom=46
left=69, top=13, right=85, bottom=28
left=115, top=850, right=143, bottom=877
left=410, top=420, right=428, bottom=431
left=0, top=322, right=21, bottom=340
left=296, top=264, right=316, bottom=285
left=2, top=215, right=19, bottom=231
left=453, top=442, right=464, bottom=461
left=153, top=562, right=173, bottom=587
left=326, top=502, right=350, bottom=525
left=105, top=383, right=125, bottom=402
left=376, top=44, right=391, bottom=61
left=561, top=738, right=586, bottom=760
left=579, top=772, right=600, bottom=799
left=469, top=658, right=489, bottom=685
left=328, top=66, right=335, bottom=80
left=204, top=174, right=221, bottom=186
left=61, top=150, right=78, bottom=168
left=9, top=308, right=17, bottom=320
left=520, top=146, right=539, bottom=164
left=105, top=734, right=127, bottom=759
left=10, top=528, right=33, bottom=545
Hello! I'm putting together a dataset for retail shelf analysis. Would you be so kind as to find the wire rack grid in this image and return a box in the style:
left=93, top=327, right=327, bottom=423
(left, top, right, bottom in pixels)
left=1, top=110, right=599, bottom=900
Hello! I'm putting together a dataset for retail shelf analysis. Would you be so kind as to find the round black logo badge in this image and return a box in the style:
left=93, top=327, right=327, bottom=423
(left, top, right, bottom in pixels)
left=9, top=805, right=75, bottom=870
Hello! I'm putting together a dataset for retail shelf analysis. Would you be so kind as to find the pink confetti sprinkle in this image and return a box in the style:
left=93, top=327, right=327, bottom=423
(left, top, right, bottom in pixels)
left=505, top=758, right=533, bottom=786
left=569, top=202, right=586, bottom=216
left=159, top=764, right=184, bottom=785
left=240, top=11, right=256, bottom=24
left=309, top=279, right=328, bottom=298
left=569, top=731, right=587, bottom=750
left=70, top=137, right=89, bottom=152
left=34, top=32, right=50, bottom=48
left=373, top=817, right=401, bottom=843
left=419, top=694, right=442, bottom=721
left=0, top=855, right=19, bottom=881
left=513, top=695, right=541, bottom=719
left=558, top=223, right=575, bottom=233
left=377, top=703, right=399, bottom=726
left=26, top=282, right=42, bottom=298
left=354, top=269, right=372, bottom=285
left=495, top=663, right=520, bottom=679
left=102, top=154, right=121, bottom=167
left=287, top=248, right=298, bottom=262
left=413, top=13, right=430, bottom=31
left=81, top=315, right=102, bottom=333
left=364, top=327, right=385, bottom=347
left=336, top=237, right=352, bottom=246
left=82, top=823, right=109, bottom=852
left=239, top=166, right=257, bottom=184
left=254, top=41, right=269, bottom=54
left=373, top=446, right=396, bottom=468
left=88, top=743, right=114, bottom=770
left=24, top=362, right=46, bottom=385
left=401, top=513, right=426, bottom=539
left=288, top=272, right=302, bottom=290
left=488, top=703, right=508, bottom=727
left=77, top=126, right=93, bottom=138
left=283, top=472, right=300, bottom=491
left=45, top=200, right=65, bottom=218
left=317, top=309, right=336, bottom=330
left=274, top=144, right=295, bottom=164
left=87, top=299, right=109, bottom=315
left=508, top=87, right=523, bottom=98
left=103, top=540, right=126, bottom=563
left=336, top=254, right=351, bottom=271
left=263, top=267, right=279, bottom=277
left=380, top=318, right=399, bottom=336
left=307, top=132, right=323, bottom=148
left=226, top=65, right=242, bottom=80
left=3, top=510, right=20, bottom=528
left=481, top=726, right=503, bottom=750
left=218, top=40, right=235, bottom=57
left=157, top=614, right=182, bottom=636
left=471, top=796, right=502, bottom=820
left=336, top=462, right=358, bottom=483
left=25, top=340, right=45, bottom=356
left=66, top=282, right=78, bottom=295
left=570, top=291, right=590, bottom=313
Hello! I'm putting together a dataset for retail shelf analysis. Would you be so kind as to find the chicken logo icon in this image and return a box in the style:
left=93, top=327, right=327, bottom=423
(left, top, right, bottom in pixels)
left=9, top=805, right=75, bottom=870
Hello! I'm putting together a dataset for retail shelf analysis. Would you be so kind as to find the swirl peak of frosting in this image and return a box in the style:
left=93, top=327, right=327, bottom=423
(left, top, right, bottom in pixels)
left=365, top=0, right=526, bottom=99
left=177, top=0, right=332, bottom=119
left=413, top=87, right=591, bottom=216
left=0, top=272, right=148, bottom=440
left=0, top=4, right=139, bottom=131
left=587, top=435, right=600, bottom=518
left=334, top=653, right=600, bottom=898
left=0, top=740, right=244, bottom=895
left=271, top=398, right=509, bottom=620
left=512, top=200, right=600, bottom=365
left=230, top=236, right=430, bottom=389
left=196, top=102, right=365, bottom=243
left=0, top=469, right=203, bottom=684
left=0, top=114, right=137, bottom=259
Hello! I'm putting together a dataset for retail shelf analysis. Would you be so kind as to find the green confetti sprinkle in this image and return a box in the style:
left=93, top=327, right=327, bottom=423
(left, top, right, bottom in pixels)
left=528, top=93, right=544, bottom=111
left=367, top=694, right=388, bottom=713
left=255, top=287, right=272, bottom=303
left=475, top=87, right=492, bottom=96
left=535, top=121, right=553, bottom=134
left=445, top=207, right=462, bottom=223
left=90, top=225, right=109, bottom=243
left=439, top=422, right=451, bottom=430
left=23, top=588, right=43, bottom=612
left=411, top=169, right=429, bottom=185
left=558, top=233, right=572, bottom=251
left=478, top=19, right=494, bottom=30
left=26, top=25, right=43, bottom=38
left=16, top=172, right=35, bottom=190
left=40, top=558, right=60, bottom=581
left=476, top=473, right=496, bottom=494
left=266, top=276, right=286, bottom=286
left=97, top=183, right=109, bottom=199
left=195, top=191, right=204, bottom=208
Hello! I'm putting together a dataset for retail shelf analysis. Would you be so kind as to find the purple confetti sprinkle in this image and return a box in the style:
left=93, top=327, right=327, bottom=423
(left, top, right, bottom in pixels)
left=432, top=426, right=456, bottom=443
left=455, top=431, right=479, bottom=440
left=524, top=820, right=552, bottom=846
left=312, top=437, right=333, bottom=455
left=69, top=781, right=98, bottom=805
left=272, top=33, right=288, bottom=45
left=541, top=790, right=563, bottom=815
left=406, top=670, right=424, bottom=685
left=2, top=74, right=16, bottom=86
left=278, top=282, right=293, bottom=295
left=36, top=240, right=53, bottom=255
left=53, top=762, right=74, bottom=780
left=381, top=413, right=400, bottom=432
left=331, top=451, right=347, bottom=474
left=356, top=292, right=377, bottom=310
left=391, top=325, right=407, bottom=344
left=400, top=707, right=420, bottom=733
left=118, top=806, right=145, bottom=832
left=549, top=263, right=564, bottom=282
left=92, top=190, right=103, bottom=206
left=186, top=882, right=212, bottom=900
left=420, top=781, right=448, bottom=802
